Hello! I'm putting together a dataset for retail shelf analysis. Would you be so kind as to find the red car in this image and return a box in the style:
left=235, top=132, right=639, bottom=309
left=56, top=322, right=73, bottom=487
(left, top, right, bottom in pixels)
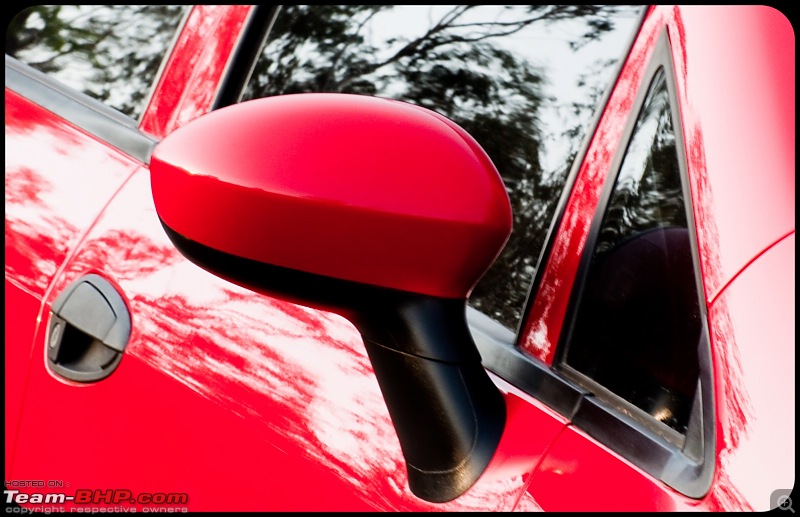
left=5, top=5, right=794, bottom=512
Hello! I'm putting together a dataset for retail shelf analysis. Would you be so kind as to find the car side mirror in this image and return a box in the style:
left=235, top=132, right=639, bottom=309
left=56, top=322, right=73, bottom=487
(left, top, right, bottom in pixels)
left=150, top=93, right=512, bottom=503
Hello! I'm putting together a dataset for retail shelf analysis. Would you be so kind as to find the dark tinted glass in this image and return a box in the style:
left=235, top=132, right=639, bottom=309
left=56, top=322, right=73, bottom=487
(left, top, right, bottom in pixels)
left=565, top=69, right=701, bottom=434
left=243, top=5, right=643, bottom=330
left=7, top=5, right=187, bottom=119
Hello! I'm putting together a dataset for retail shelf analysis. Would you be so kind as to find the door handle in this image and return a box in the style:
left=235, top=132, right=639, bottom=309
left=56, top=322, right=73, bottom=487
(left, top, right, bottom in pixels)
left=47, top=274, right=131, bottom=382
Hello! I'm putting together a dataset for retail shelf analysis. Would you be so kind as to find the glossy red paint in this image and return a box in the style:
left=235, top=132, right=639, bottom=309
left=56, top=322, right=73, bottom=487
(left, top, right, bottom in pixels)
left=150, top=94, right=512, bottom=299
left=529, top=425, right=700, bottom=512
left=702, top=234, right=795, bottom=510
left=11, top=168, right=382, bottom=511
left=517, top=4, right=794, bottom=511
left=6, top=4, right=794, bottom=512
left=665, top=6, right=795, bottom=509
left=139, top=5, right=253, bottom=139
left=4, top=90, right=138, bottom=298
left=11, top=163, right=566, bottom=511
left=520, top=3, right=794, bottom=372
left=532, top=236, right=797, bottom=513
left=5, top=89, right=139, bottom=476
left=4, top=280, right=40, bottom=474
left=668, top=6, right=795, bottom=303
left=518, top=6, right=666, bottom=364
left=9, top=166, right=566, bottom=511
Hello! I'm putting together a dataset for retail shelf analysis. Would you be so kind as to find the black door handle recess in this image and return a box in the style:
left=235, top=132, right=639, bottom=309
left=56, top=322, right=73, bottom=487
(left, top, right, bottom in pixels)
left=48, top=274, right=131, bottom=382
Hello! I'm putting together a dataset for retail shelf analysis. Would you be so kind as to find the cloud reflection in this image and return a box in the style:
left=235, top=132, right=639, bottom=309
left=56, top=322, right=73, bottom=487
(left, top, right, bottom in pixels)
left=5, top=95, right=137, bottom=296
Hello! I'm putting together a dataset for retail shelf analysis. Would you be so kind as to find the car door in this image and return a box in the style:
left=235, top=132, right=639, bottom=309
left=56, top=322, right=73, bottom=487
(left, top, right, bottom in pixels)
left=5, top=4, right=190, bottom=479
left=15, top=4, right=784, bottom=513
left=5, top=6, right=312, bottom=512
left=6, top=5, right=595, bottom=511
left=193, top=4, right=793, bottom=512
left=4, top=70, right=142, bottom=476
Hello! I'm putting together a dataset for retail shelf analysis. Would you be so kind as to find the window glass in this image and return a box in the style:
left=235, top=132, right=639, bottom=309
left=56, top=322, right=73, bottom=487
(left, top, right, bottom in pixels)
left=242, top=5, right=643, bottom=331
left=7, top=5, right=188, bottom=120
left=564, top=69, right=701, bottom=434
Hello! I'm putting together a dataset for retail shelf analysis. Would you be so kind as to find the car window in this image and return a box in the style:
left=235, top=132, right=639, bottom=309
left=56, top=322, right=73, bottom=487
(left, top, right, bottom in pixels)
left=562, top=68, right=702, bottom=434
left=6, top=5, right=188, bottom=120
left=241, top=5, right=644, bottom=332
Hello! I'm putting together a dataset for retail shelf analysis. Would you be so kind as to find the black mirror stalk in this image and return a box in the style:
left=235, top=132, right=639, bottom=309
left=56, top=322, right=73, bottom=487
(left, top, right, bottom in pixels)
left=162, top=222, right=506, bottom=502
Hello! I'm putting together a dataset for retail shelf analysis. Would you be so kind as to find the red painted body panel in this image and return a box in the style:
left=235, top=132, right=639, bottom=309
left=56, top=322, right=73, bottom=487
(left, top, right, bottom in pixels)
left=526, top=232, right=791, bottom=512
left=668, top=6, right=795, bottom=509
left=5, top=89, right=140, bottom=474
left=517, top=5, right=794, bottom=511
left=10, top=169, right=564, bottom=511
left=5, top=3, right=794, bottom=512
left=151, top=94, right=512, bottom=298
left=670, top=6, right=795, bottom=303
left=139, top=5, right=253, bottom=139
left=703, top=233, right=795, bottom=510
left=4, top=90, right=139, bottom=298
left=529, top=425, right=700, bottom=511
left=519, top=4, right=795, bottom=364
left=518, top=6, right=666, bottom=364
left=4, top=281, right=41, bottom=476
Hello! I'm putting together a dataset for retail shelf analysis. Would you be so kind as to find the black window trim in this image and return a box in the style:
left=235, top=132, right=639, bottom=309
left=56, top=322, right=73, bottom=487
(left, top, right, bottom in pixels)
left=212, top=6, right=283, bottom=110
left=476, top=28, right=716, bottom=500
left=556, top=28, right=715, bottom=498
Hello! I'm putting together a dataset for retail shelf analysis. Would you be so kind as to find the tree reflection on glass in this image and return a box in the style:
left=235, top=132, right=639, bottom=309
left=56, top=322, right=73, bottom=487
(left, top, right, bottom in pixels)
left=566, top=69, right=700, bottom=433
left=7, top=5, right=187, bottom=119
left=594, top=69, right=687, bottom=256
left=243, top=5, right=643, bottom=330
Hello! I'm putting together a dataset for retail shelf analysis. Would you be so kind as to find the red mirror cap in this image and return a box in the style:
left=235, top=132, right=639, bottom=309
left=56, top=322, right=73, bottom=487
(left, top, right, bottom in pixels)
left=151, top=93, right=512, bottom=299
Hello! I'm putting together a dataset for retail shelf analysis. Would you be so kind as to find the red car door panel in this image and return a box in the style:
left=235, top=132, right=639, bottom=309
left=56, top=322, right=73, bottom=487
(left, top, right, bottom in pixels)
left=4, top=282, right=41, bottom=472
left=9, top=164, right=569, bottom=510
left=6, top=4, right=793, bottom=512
left=4, top=89, right=140, bottom=298
left=5, top=87, right=141, bottom=475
